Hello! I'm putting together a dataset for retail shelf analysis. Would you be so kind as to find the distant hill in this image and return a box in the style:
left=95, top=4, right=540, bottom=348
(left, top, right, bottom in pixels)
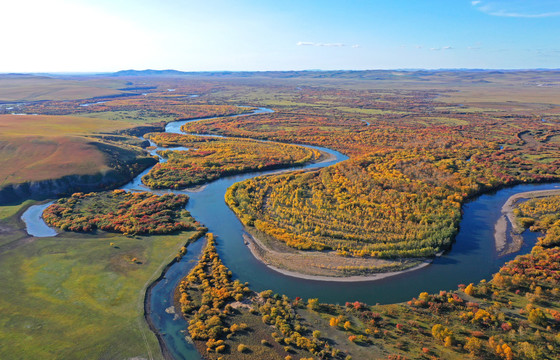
left=0, top=73, right=52, bottom=79
left=111, top=69, right=191, bottom=77
left=109, top=69, right=408, bottom=79
left=107, top=69, right=560, bottom=81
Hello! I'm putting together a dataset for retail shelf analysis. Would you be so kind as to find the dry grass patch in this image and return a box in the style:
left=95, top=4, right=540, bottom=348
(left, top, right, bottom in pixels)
left=0, top=114, right=133, bottom=137
left=0, top=114, right=143, bottom=187
left=0, top=136, right=109, bottom=185
left=0, top=76, right=124, bottom=102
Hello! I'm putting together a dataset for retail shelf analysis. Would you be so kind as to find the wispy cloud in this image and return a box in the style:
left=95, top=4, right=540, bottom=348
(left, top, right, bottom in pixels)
left=535, top=49, right=560, bottom=57
left=486, top=10, right=560, bottom=18
left=297, top=41, right=347, bottom=47
left=472, top=1, right=560, bottom=18
left=430, top=46, right=454, bottom=51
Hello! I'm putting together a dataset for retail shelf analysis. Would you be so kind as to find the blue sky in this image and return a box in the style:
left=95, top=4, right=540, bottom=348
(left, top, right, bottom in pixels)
left=1, top=0, right=559, bottom=72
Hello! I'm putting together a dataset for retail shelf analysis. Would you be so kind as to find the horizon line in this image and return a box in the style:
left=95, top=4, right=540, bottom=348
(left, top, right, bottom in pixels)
left=1, top=67, right=560, bottom=75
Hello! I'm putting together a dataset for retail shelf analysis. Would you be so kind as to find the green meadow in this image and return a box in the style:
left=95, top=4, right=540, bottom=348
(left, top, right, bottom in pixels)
left=0, top=204, right=200, bottom=359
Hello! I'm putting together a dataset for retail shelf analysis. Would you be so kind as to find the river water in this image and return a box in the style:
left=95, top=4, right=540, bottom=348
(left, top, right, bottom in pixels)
left=21, top=201, right=57, bottom=237
left=21, top=107, right=560, bottom=360
left=119, top=108, right=348, bottom=359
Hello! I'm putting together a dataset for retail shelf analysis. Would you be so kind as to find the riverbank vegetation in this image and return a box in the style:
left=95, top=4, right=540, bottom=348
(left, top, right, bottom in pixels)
left=142, top=133, right=321, bottom=189
left=184, top=80, right=560, bottom=259
left=180, top=204, right=560, bottom=359
left=515, top=195, right=560, bottom=247
left=241, top=229, right=424, bottom=278
left=177, top=234, right=354, bottom=360
left=43, top=190, right=201, bottom=235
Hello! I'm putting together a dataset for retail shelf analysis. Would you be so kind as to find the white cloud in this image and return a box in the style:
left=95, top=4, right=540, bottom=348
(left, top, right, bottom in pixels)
left=351, top=44, right=360, bottom=48
left=472, top=0, right=560, bottom=18
left=297, top=41, right=346, bottom=47
left=430, top=46, right=453, bottom=51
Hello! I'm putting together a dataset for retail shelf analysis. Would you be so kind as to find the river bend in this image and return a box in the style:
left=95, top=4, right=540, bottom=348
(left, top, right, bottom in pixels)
left=21, top=107, right=560, bottom=360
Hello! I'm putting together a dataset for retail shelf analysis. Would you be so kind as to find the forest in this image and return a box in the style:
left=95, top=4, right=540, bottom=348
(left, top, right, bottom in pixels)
left=177, top=195, right=560, bottom=360
left=515, top=195, right=560, bottom=247
left=43, top=190, right=202, bottom=235
left=184, top=86, right=560, bottom=259
left=178, top=233, right=349, bottom=360
left=142, top=133, right=321, bottom=189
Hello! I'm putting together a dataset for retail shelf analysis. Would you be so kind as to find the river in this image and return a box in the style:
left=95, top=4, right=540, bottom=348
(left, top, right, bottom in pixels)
left=21, top=201, right=57, bottom=237
left=21, top=107, right=560, bottom=360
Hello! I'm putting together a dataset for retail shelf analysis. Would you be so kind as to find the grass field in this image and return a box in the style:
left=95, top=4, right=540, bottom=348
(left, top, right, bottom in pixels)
left=0, top=114, right=144, bottom=187
left=0, top=75, right=125, bottom=102
left=0, top=114, right=134, bottom=137
left=0, top=207, right=201, bottom=359
left=0, top=199, right=33, bottom=221
left=79, top=110, right=177, bottom=123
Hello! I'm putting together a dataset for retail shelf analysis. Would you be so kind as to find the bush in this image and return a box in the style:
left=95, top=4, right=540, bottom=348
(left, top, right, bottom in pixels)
left=528, top=308, right=547, bottom=326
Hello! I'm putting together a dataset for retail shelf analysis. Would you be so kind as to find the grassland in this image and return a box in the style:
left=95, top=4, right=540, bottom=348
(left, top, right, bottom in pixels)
left=0, top=79, right=253, bottom=201
left=0, top=199, right=33, bottom=221
left=0, top=204, right=204, bottom=360
left=0, top=114, right=135, bottom=136
left=0, top=113, right=154, bottom=193
left=0, top=75, right=126, bottom=102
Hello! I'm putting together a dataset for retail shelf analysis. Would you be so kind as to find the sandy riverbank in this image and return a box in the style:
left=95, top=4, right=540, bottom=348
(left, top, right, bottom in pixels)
left=184, top=184, right=207, bottom=193
left=242, top=232, right=435, bottom=283
left=494, top=189, right=560, bottom=256
left=314, top=149, right=337, bottom=165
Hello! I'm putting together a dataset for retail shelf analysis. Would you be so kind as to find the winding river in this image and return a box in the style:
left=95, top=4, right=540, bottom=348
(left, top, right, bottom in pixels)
left=21, top=107, right=560, bottom=360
